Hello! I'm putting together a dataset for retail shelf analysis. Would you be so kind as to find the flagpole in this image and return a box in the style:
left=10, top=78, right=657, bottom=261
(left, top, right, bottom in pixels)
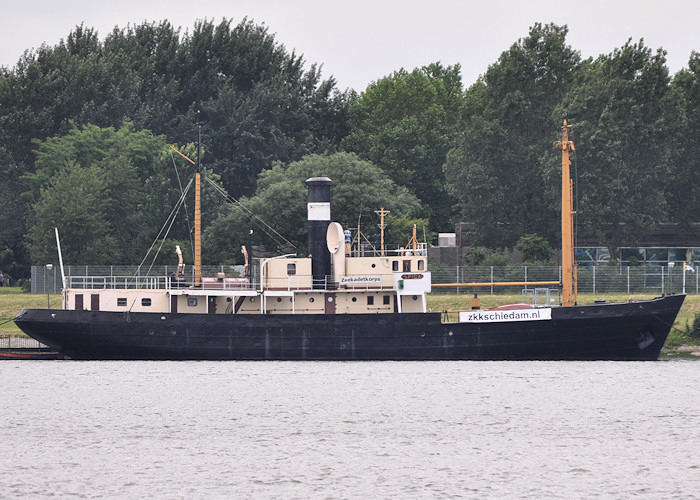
left=683, top=262, right=687, bottom=294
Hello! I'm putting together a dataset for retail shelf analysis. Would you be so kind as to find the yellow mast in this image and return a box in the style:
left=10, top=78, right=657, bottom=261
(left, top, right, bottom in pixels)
left=557, top=120, right=576, bottom=306
left=194, top=116, right=202, bottom=287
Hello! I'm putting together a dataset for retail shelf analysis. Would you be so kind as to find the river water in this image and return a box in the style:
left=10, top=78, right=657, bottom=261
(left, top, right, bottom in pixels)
left=1, top=361, right=699, bottom=499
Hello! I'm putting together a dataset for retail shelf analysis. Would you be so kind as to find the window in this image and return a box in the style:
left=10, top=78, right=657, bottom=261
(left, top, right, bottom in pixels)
left=367, top=296, right=374, bottom=305
left=383, top=295, right=390, bottom=305
left=418, top=260, right=425, bottom=271
left=403, top=260, right=411, bottom=272
left=187, top=298, right=198, bottom=307
left=392, top=261, right=399, bottom=271
left=287, top=263, right=296, bottom=275
left=142, top=298, right=152, bottom=307
left=117, top=298, right=127, bottom=307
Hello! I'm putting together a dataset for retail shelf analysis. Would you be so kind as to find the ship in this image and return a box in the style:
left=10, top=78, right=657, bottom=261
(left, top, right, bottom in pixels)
left=14, top=121, right=685, bottom=360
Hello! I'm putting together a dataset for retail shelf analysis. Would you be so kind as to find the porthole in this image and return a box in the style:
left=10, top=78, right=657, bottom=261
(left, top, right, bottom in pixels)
left=413, top=295, right=418, bottom=300
left=327, top=296, right=334, bottom=302
left=352, top=297, right=357, bottom=302
left=249, top=297, right=256, bottom=303
left=277, top=297, right=282, bottom=302
left=309, top=297, right=315, bottom=303
left=171, top=330, right=177, bottom=336
left=448, top=331, right=454, bottom=336
left=371, top=263, right=376, bottom=268
left=420, top=332, right=426, bottom=337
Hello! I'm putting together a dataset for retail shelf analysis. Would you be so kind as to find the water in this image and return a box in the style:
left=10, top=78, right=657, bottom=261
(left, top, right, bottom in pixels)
left=1, top=361, right=699, bottom=499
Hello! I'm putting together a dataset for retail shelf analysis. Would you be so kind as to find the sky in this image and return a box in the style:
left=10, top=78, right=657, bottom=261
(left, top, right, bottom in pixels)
left=3, top=0, right=699, bottom=91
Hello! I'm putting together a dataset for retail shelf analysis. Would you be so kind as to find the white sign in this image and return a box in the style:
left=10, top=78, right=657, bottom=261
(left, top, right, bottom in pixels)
left=340, top=275, right=381, bottom=285
left=459, top=308, right=552, bottom=323
left=307, top=202, right=331, bottom=221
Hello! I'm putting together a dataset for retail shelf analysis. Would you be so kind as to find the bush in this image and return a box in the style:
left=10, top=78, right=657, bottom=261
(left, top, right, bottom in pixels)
left=515, top=234, right=552, bottom=264
left=689, top=314, right=700, bottom=339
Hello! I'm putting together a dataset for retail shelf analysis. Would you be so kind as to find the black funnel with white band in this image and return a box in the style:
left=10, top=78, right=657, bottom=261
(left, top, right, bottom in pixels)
left=306, top=177, right=333, bottom=289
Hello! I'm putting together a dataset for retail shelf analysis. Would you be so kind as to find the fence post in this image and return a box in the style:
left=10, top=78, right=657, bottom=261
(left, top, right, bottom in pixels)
left=627, top=266, right=630, bottom=294
left=490, top=266, right=494, bottom=295
left=524, top=266, right=528, bottom=289
left=593, top=265, right=596, bottom=294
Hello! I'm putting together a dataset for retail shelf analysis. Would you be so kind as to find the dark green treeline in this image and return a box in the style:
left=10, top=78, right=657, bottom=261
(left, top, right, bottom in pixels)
left=0, top=20, right=698, bottom=278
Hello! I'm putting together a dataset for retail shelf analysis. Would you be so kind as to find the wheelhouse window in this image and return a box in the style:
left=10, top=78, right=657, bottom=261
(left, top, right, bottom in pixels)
left=418, top=260, right=425, bottom=271
left=392, top=261, right=399, bottom=272
left=287, top=263, right=296, bottom=275
left=403, top=260, right=411, bottom=272
left=117, top=298, right=127, bottom=307
left=367, top=296, right=374, bottom=305
left=383, top=295, right=390, bottom=305
left=141, top=298, right=152, bottom=307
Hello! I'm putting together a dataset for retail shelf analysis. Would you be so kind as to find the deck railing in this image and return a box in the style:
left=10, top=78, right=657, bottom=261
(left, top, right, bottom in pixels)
left=29, top=263, right=699, bottom=295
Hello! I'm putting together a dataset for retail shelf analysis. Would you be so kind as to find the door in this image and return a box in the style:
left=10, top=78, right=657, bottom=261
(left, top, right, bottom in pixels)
left=91, top=294, right=100, bottom=311
left=325, top=293, right=336, bottom=314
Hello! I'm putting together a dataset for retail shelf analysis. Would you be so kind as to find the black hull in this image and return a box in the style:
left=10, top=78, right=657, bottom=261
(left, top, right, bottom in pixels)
left=14, top=295, right=685, bottom=361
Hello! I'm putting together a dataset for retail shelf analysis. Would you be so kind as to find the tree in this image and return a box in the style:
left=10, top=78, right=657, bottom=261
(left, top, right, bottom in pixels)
left=26, top=124, right=198, bottom=264
left=558, top=39, right=679, bottom=256
left=28, top=161, right=116, bottom=264
left=0, top=19, right=351, bottom=275
left=444, top=23, right=581, bottom=248
left=515, top=234, right=552, bottom=264
left=669, top=52, right=700, bottom=225
left=341, top=63, right=465, bottom=228
left=204, top=152, right=422, bottom=263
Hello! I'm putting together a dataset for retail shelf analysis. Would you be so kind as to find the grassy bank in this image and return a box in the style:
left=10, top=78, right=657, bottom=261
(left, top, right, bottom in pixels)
left=2, top=288, right=698, bottom=356
left=0, top=288, right=62, bottom=336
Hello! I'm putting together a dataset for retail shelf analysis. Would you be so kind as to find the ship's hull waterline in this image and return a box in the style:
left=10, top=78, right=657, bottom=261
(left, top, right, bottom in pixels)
left=14, top=294, right=684, bottom=361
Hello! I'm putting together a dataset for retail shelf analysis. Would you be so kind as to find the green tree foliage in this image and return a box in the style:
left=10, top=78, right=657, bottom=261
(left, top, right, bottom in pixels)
left=28, top=161, right=116, bottom=264
left=444, top=23, right=581, bottom=248
left=0, top=18, right=348, bottom=273
left=341, top=63, right=465, bottom=228
left=27, top=124, right=202, bottom=264
left=669, top=52, right=700, bottom=224
left=204, top=152, right=422, bottom=263
left=515, top=234, right=552, bottom=264
left=0, top=147, right=26, bottom=277
left=385, top=215, right=433, bottom=252
left=559, top=39, right=681, bottom=256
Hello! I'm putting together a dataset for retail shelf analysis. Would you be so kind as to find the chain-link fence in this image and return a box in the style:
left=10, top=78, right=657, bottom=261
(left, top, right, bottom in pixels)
left=430, top=264, right=699, bottom=295
left=29, top=263, right=698, bottom=295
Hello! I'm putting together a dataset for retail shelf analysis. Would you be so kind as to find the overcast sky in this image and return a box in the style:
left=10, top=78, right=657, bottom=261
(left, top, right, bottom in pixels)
left=3, top=0, right=699, bottom=91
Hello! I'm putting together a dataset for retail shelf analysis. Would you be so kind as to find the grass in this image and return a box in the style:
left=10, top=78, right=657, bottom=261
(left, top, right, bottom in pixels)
left=2, top=287, right=698, bottom=356
left=0, top=288, right=62, bottom=337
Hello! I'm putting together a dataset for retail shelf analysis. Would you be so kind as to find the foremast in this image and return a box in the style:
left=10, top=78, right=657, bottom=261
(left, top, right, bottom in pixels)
left=558, top=120, right=576, bottom=306
left=194, top=117, right=202, bottom=287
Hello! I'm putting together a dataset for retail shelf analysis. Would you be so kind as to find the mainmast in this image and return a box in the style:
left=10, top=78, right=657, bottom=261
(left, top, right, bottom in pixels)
left=194, top=115, right=202, bottom=287
left=557, top=120, right=576, bottom=306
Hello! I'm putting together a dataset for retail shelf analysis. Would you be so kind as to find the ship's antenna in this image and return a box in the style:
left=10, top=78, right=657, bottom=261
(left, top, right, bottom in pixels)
left=375, top=206, right=390, bottom=257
